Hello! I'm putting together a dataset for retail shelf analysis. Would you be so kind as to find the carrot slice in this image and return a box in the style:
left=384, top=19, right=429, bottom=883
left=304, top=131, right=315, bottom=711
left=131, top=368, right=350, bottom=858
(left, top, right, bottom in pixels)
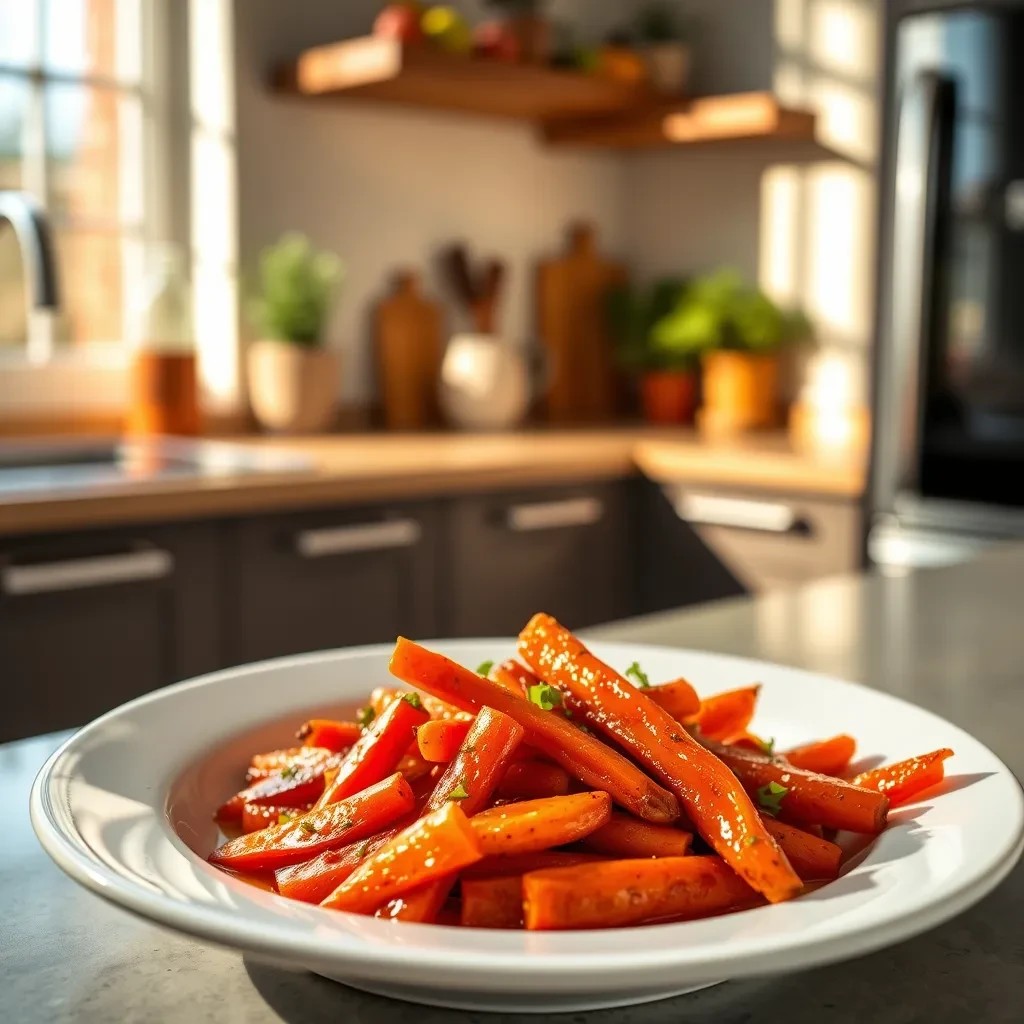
left=470, top=791, right=611, bottom=856
left=853, top=748, right=954, bottom=806
left=321, top=802, right=482, bottom=914
left=517, top=614, right=801, bottom=903
left=370, top=686, right=470, bottom=722
left=416, top=719, right=472, bottom=763
left=648, top=677, right=701, bottom=721
left=495, top=761, right=571, bottom=800
left=295, top=719, right=362, bottom=752
left=580, top=811, right=692, bottom=859
left=462, top=851, right=608, bottom=878
left=217, top=756, right=335, bottom=824
left=241, top=802, right=311, bottom=834
left=209, top=772, right=415, bottom=872
left=316, top=693, right=429, bottom=808
left=783, top=735, right=857, bottom=776
left=708, top=740, right=889, bottom=833
left=761, top=817, right=842, bottom=881
left=690, top=686, right=760, bottom=741
left=523, top=856, right=759, bottom=930
left=489, top=659, right=535, bottom=697
left=389, top=638, right=679, bottom=824
left=461, top=875, right=524, bottom=929
left=246, top=746, right=332, bottom=783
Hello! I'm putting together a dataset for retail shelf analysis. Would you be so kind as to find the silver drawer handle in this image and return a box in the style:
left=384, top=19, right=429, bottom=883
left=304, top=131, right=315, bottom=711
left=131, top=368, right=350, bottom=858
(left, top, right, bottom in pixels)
left=296, top=518, right=421, bottom=558
left=1, top=549, right=173, bottom=595
left=506, top=497, right=603, bottom=532
left=675, top=493, right=801, bottom=534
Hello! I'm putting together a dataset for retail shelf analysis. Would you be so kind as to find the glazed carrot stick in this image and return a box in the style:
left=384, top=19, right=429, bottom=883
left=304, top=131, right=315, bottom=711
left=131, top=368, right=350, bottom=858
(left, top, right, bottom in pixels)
left=241, top=802, right=312, bottom=834
left=295, top=719, right=362, bottom=752
left=783, top=735, right=857, bottom=776
left=209, top=772, right=415, bottom=872
left=246, top=746, right=332, bottom=783
left=316, top=692, right=429, bottom=808
left=707, top=740, right=889, bottom=833
left=470, top=791, right=612, bottom=856
left=761, top=817, right=842, bottom=881
left=853, top=748, right=954, bottom=806
left=690, top=686, right=760, bottom=741
left=321, top=801, right=482, bottom=914
left=461, top=875, right=524, bottom=929
left=217, top=755, right=335, bottom=824
left=490, top=659, right=536, bottom=697
left=648, top=677, right=701, bottom=721
left=369, top=686, right=469, bottom=722
left=462, top=851, right=608, bottom=878
left=416, top=719, right=472, bottom=763
left=517, top=614, right=801, bottom=903
left=580, top=811, right=692, bottom=859
left=495, top=760, right=571, bottom=800
left=523, top=856, right=759, bottom=930
left=389, top=638, right=679, bottom=824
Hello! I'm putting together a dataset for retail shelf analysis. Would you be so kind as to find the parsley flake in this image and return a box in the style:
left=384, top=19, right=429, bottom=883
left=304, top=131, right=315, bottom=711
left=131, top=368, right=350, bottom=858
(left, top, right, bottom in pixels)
left=476, top=660, right=495, bottom=677
left=279, top=765, right=298, bottom=781
left=277, top=812, right=296, bottom=826
left=756, top=780, right=788, bottom=817
left=449, top=780, right=470, bottom=801
left=356, top=705, right=376, bottom=729
left=625, top=661, right=651, bottom=689
left=756, top=736, right=776, bottom=756
left=355, top=841, right=371, bottom=859
left=528, top=683, right=563, bottom=711
left=743, top=835, right=759, bottom=847
left=401, top=691, right=424, bottom=711
left=299, top=820, right=318, bottom=835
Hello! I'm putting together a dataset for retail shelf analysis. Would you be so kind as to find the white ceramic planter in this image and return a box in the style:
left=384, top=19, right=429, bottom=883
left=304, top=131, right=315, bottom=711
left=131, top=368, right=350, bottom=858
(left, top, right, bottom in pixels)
left=439, top=333, right=532, bottom=431
left=247, top=339, right=339, bottom=434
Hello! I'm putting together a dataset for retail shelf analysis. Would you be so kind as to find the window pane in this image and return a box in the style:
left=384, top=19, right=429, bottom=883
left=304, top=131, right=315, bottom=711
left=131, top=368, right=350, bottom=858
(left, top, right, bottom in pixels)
left=55, top=229, right=123, bottom=344
left=0, top=1, right=39, bottom=68
left=0, top=227, right=27, bottom=348
left=0, top=74, right=29, bottom=190
left=43, top=0, right=141, bottom=83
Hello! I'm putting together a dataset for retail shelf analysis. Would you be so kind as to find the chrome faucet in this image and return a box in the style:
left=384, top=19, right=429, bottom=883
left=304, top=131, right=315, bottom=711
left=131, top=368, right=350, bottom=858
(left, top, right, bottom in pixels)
left=0, top=190, right=60, bottom=309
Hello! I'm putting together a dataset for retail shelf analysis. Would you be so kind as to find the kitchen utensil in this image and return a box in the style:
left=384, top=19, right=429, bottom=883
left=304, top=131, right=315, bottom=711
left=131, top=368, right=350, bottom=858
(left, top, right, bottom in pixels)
left=439, top=244, right=507, bottom=334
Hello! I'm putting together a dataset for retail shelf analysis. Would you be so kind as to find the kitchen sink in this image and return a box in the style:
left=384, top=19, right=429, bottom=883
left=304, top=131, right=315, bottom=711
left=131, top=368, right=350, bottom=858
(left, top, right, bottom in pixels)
left=0, top=437, right=313, bottom=498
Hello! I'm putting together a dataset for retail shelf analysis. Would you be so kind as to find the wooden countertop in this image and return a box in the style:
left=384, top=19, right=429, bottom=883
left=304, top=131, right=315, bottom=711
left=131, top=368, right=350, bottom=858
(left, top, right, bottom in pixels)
left=0, top=428, right=865, bottom=536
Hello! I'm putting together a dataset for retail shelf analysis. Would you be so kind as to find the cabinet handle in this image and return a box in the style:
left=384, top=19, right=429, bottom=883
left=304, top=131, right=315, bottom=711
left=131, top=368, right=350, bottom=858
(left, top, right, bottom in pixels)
left=1, top=548, right=173, bottom=595
left=295, top=518, right=421, bottom=558
left=506, top=497, right=603, bottom=532
left=674, top=493, right=810, bottom=536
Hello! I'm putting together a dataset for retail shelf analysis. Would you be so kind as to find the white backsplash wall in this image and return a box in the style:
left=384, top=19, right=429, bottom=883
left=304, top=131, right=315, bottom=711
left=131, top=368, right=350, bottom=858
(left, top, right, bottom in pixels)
left=233, top=0, right=639, bottom=409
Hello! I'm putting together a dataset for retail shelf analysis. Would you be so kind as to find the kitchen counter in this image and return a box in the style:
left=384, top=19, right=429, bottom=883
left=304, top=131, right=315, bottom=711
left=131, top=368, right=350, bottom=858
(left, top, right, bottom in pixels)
left=0, top=427, right=865, bottom=536
left=4, top=546, right=1022, bottom=1023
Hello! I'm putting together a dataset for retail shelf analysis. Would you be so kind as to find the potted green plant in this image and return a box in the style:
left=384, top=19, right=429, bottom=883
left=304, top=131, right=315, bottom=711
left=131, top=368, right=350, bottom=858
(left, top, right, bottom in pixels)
left=607, top=277, right=697, bottom=424
left=652, top=269, right=810, bottom=432
left=246, top=233, right=345, bottom=433
left=635, top=2, right=691, bottom=95
left=484, top=0, right=551, bottom=64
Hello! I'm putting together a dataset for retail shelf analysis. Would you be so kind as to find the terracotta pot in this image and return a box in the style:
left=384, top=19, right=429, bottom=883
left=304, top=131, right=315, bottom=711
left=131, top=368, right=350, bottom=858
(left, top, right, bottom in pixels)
left=700, top=350, right=780, bottom=433
left=507, top=15, right=551, bottom=64
left=639, top=369, right=697, bottom=425
left=247, top=340, right=339, bottom=434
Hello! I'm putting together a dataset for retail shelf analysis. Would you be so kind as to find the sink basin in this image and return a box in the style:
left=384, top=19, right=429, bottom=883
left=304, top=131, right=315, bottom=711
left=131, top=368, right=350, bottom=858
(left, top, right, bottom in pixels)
left=0, top=437, right=314, bottom=498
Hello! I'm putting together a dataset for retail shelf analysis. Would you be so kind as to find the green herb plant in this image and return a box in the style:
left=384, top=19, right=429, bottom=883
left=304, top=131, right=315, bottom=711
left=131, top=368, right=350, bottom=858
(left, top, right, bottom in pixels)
left=606, top=277, right=690, bottom=372
left=635, top=2, right=689, bottom=43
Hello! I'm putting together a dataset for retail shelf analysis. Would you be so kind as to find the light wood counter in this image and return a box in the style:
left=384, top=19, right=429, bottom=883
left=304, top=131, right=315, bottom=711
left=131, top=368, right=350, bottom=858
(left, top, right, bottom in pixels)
left=0, top=428, right=865, bottom=537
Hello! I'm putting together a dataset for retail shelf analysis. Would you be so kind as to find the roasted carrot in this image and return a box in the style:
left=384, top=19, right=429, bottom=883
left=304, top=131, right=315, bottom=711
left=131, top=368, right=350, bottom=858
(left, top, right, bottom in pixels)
left=707, top=740, right=889, bottom=833
left=853, top=748, right=954, bottom=806
left=517, top=614, right=801, bottom=903
left=217, top=756, right=335, bottom=825
left=490, top=659, right=536, bottom=697
left=209, top=772, right=415, bottom=872
left=690, top=686, right=760, bottom=741
left=495, top=760, right=571, bottom=800
left=321, top=801, right=482, bottom=914
left=369, top=686, right=470, bottom=723
left=523, top=856, right=759, bottom=930
left=648, top=677, right=701, bottom=721
left=296, top=719, right=362, bottom=752
left=315, top=692, right=429, bottom=808
left=241, top=802, right=311, bottom=834
left=389, top=638, right=679, bottom=824
left=761, top=817, right=842, bottom=881
left=246, top=746, right=332, bottom=783
left=783, top=734, right=857, bottom=776
left=461, top=875, right=524, bottom=929
left=462, top=850, right=608, bottom=878
left=580, top=811, right=692, bottom=859
left=416, top=719, right=472, bottom=763
left=470, top=791, right=612, bottom=856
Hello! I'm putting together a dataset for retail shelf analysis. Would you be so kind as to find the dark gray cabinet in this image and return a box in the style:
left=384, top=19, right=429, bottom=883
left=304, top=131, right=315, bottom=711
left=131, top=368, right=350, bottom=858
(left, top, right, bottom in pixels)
left=226, top=501, right=440, bottom=664
left=0, top=522, right=223, bottom=742
left=445, top=482, right=632, bottom=637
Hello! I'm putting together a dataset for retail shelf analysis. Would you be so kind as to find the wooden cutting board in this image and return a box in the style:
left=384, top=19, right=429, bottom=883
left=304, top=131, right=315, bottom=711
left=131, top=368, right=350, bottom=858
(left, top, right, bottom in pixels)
left=374, top=271, right=444, bottom=430
left=537, top=223, right=627, bottom=423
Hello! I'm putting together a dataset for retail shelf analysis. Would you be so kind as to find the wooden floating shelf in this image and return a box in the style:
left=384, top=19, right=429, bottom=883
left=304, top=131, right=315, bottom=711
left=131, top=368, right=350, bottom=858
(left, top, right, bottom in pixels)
left=274, top=37, right=834, bottom=156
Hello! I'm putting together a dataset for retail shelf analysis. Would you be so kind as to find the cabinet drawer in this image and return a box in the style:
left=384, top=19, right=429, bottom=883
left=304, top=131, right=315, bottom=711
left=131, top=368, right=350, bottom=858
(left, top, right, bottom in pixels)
left=445, top=483, right=630, bottom=636
left=227, top=501, right=439, bottom=663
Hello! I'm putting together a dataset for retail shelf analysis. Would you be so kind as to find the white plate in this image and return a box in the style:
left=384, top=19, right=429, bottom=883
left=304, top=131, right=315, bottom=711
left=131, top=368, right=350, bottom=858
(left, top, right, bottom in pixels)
left=31, top=641, right=1024, bottom=1013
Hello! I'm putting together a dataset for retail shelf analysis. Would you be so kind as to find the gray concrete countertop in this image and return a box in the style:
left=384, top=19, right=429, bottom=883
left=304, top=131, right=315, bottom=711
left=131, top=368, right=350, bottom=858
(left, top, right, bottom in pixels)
left=5, top=548, right=1023, bottom=1023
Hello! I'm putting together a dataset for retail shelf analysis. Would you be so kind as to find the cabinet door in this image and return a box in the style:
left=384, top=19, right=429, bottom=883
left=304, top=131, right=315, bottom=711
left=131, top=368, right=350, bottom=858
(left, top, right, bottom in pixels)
left=0, top=523, right=223, bottom=742
left=228, top=502, right=439, bottom=664
left=445, top=483, right=631, bottom=637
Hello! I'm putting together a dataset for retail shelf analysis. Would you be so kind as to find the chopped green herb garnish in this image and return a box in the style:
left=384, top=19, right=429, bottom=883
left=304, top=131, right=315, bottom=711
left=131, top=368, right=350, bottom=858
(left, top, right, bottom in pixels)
left=401, top=691, right=424, bottom=710
left=476, top=660, right=495, bottom=677
left=528, top=683, right=563, bottom=711
left=668, top=732, right=685, bottom=743
left=279, top=764, right=298, bottom=781
left=277, top=812, right=296, bottom=826
left=564, top=707, right=573, bottom=719
left=299, top=820, right=318, bottom=834
left=625, top=661, right=651, bottom=689
left=757, top=736, right=776, bottom=756
left=356, top=705, right=376, bottom=729
left=355, top=841, right=371, bottom=859
left=744, top=835, right=759, bottom=847
left=756, top=780, right=788, bottom=817
left=449, top=780, right=470, bottom=801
